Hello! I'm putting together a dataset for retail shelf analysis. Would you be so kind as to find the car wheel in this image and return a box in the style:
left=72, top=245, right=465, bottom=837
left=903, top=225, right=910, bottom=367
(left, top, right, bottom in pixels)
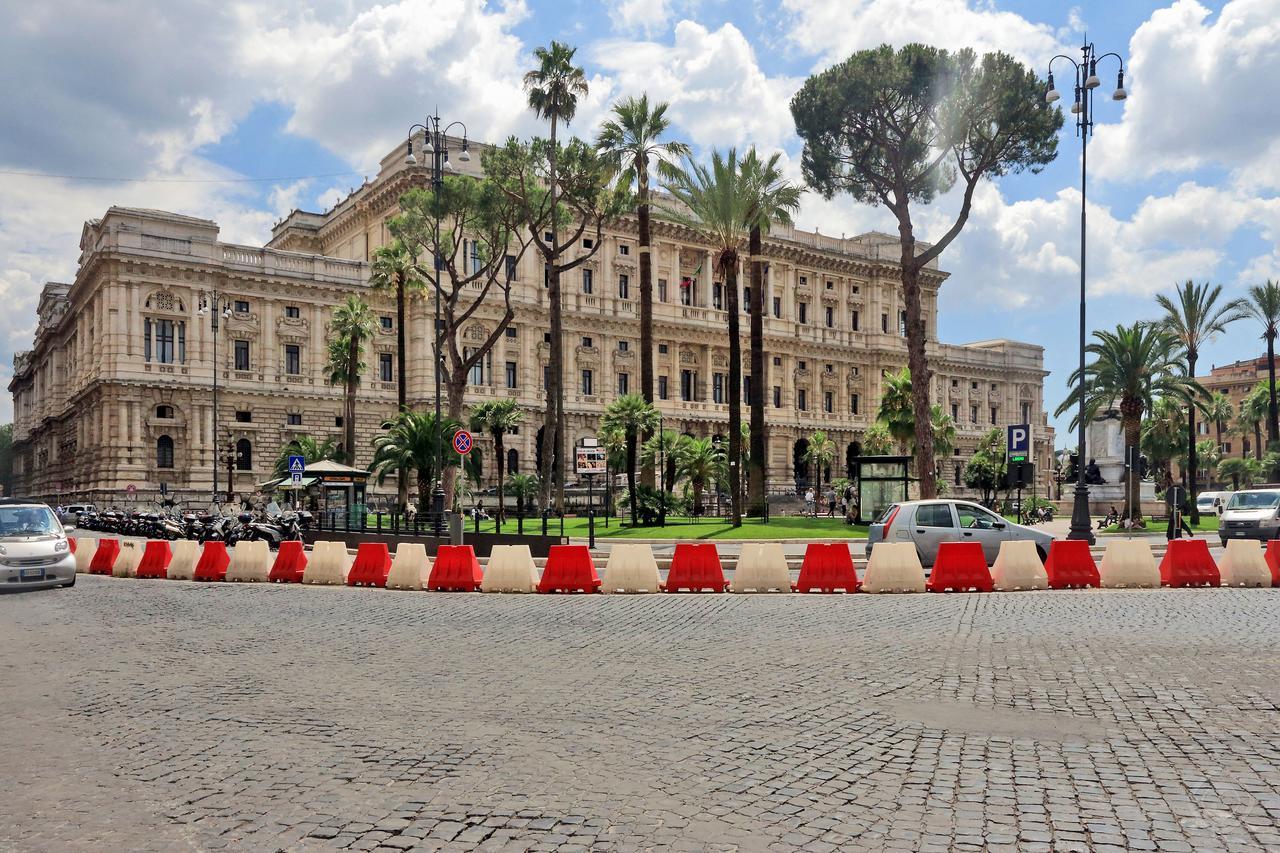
left=61, top=575, right=76, bottom=588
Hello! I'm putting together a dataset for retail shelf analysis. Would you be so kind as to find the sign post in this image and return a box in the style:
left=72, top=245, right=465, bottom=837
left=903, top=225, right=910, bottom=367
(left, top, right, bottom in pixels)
left=576, top=439, right=607, bottom=549
left=452, top=431, right=473, bottom=543
left=287, top=455, right=306, bottom=509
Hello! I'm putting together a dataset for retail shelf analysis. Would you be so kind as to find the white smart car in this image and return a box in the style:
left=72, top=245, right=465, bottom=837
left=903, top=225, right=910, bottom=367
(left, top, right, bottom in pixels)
left=0, top=499, right=76, bottom=591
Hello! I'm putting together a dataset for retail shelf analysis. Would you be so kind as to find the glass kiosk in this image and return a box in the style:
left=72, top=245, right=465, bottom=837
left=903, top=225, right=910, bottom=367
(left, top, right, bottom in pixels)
left=852, top=455, right=910, bottom=523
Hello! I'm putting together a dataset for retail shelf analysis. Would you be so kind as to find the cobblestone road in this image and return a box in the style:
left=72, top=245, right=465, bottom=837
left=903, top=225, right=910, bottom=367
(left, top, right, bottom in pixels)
left=3, top=576, right=1279, bottom=852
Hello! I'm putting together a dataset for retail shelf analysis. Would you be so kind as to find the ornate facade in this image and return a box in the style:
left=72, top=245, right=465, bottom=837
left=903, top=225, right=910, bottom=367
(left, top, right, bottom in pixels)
left=9, top=139, right=1054, bottom=505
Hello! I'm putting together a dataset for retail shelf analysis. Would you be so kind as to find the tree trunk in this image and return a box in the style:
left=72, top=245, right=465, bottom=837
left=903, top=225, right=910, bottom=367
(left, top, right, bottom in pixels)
left=395, top=276, right=409, bottom=512
left=444, top=373, right=467, bottom=511
left=724, top=251, right=743, bottom=526
left=345, top=336, right=359, bottom=467
left=1268, top=333, right=1279, bottom=447
left=539, top=114, right=561, bottom=513
left=626, top=431, right=638, bottom=526
left=747, top=226, right=767, bottom=517
left=495, top=431, right=505, bottom=525
left=1121, top=406, right=1142, bottom=521
left=895, top=218, right=936, bottom=499
left=638, top=165, right=656, bottom=490
left=1187, top=352, right=1199, bottom=524
left=417, top=471, right=431, bottom=514
left=1255, top=422, right=1263, bottom=461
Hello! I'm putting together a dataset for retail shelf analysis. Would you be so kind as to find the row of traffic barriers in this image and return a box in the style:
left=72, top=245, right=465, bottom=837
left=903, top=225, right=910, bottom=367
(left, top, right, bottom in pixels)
left=72, top=537, right=1279, bottom=592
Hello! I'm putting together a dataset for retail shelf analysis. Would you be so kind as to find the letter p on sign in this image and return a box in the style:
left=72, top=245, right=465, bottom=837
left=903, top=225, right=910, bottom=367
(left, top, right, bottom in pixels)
left=1007, top=424, right=1031, bottom=463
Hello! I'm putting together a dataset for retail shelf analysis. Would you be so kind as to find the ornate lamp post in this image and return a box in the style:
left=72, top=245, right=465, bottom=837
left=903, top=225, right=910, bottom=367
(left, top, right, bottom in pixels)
left=196, top=291, right=232, bottom=505
left=1044, top=40, right=1127, bottom=544
left=405, top=115, right=470, bottom=536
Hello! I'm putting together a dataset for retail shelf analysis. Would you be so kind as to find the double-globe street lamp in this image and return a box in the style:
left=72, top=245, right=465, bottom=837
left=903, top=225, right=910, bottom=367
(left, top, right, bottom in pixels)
left=196, top=290, right=233, bottom=505
left=1044, top=41, right=1127, bottom=543
left=405, top=115, right=470, bottom=536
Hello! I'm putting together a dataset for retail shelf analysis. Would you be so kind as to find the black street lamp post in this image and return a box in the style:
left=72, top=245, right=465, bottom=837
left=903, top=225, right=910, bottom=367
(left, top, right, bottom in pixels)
left=197, top=291, right=232, bottom=506
left=1044, top=40, right=1127, bottom=544
left=405, top=115, right=470, bottom=537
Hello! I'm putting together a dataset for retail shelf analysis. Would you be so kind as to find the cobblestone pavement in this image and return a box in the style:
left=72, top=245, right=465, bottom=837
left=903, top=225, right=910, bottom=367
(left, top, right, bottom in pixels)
left=3, top=577, right=1280, bottom=852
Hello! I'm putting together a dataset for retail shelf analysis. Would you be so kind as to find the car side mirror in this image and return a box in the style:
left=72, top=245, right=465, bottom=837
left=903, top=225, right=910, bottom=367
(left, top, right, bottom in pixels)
left=993, top=521, right=1007, bottom=530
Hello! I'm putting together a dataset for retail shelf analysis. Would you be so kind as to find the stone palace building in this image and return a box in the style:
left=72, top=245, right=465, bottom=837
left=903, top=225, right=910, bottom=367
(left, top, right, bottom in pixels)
left=9, top=137, right=1054, bottom=506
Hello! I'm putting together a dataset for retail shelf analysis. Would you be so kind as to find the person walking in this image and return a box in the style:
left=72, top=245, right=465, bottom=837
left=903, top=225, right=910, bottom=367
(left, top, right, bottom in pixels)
left=825, top=485, right=837, bottom=517
left=804, top=487, right=815, bottom=516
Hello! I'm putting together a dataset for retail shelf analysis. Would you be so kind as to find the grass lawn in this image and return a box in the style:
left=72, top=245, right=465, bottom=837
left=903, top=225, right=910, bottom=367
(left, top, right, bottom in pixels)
left=1099, top=515, right=1220, bottom=535
left=552, top=515, right=869, bottom=540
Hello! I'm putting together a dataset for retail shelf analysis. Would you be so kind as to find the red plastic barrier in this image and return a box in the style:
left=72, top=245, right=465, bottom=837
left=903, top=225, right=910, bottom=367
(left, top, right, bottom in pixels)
left=1159, top=538, right=1220, bottom=587
left=135, top=540, right=173, bottom=579
left=1044, top=540, right=1101, bottom=589
left=1265, top=541, right=1280, bottom=587
left=428, top=545, right=483, bottom=591
left=926, top=541, right=993, bottom=592
left=87, top=538, right=120, bottom=575
left=347, top=542, right=393, bottom=587
left=537, top=544, right=601, bottom=594
left=68, top=538, right=77, bottom=554
left=268, top=540, right=308, bottom=583
left=665, top=543, right=727, bottom=592
left=193, top=541, right=230, bottom=582
left=795, top=543, right=859, bottom=593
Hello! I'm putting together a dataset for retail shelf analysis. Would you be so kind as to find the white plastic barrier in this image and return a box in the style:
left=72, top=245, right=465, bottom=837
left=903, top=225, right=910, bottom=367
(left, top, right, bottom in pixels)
left=73, top=537, right=97, bottom=574
left=386, top=543, right=431, bottom=590
left=480, top=544, right=539, bottom=593
left=1099, top=540, right=1160, bottom=588
left=601, top=543, right=663, bottom=593
left=112, top=540, right=142, bottom=578
left=1218, top=539, right=1272, bottom=587
left=167, top=540, right=199, bottom=580
left=730, top=543, right=793, bottom=593
left=226, top=540, right=271, bottom=582
left=991, top=540, right=1048, bottom=591
left=302, top=541, right=350, bottom=585
left=862, top=542, right=926, bottom=593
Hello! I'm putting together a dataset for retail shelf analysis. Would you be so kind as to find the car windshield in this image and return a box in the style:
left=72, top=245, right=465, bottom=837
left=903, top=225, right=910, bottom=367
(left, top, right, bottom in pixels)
left=1196, top=497, right=1214, bottom=507
left=1227, top=492, right=1280, bottom=510
left=0, top=506, right=61, bottom=537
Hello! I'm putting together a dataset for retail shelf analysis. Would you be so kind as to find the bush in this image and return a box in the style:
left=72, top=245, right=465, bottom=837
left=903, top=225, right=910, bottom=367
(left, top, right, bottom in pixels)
left=620, top=486, right=685, bottom=525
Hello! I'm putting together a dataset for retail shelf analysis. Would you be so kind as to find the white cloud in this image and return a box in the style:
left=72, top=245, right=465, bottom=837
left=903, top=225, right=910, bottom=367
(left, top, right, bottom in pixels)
left=781, top=0, right=1069, bottom=68
left=1091, top=0, right=1280, bottom=184
left=605, top=0, right=675, bottom=36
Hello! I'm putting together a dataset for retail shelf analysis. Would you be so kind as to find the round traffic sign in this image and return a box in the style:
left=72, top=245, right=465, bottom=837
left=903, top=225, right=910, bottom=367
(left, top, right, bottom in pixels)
left=452, top=429, right=473, bottom=455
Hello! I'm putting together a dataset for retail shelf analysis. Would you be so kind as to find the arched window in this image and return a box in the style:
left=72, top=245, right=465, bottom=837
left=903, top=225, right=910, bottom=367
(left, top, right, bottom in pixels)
left=156, top=405, right=174, bottom=419
left=156, top=435, right=174, bottom=469
left=507, top=448, right=519, bottom=474
left=235, top=438, right=252, bottom=471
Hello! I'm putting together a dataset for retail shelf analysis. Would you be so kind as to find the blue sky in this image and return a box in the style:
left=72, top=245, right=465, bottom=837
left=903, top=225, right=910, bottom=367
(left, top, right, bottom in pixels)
left=3, top=0, right=1277, bottom=442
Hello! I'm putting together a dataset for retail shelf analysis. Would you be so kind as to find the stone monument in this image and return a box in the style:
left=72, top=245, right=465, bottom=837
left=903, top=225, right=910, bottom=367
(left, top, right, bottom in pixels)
left=1083, top=405, right=1156, bottom=513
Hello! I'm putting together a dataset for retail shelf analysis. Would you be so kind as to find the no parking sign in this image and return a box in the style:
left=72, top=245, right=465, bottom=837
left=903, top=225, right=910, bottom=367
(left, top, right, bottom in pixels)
left=452, top=429, right=473, bottom=455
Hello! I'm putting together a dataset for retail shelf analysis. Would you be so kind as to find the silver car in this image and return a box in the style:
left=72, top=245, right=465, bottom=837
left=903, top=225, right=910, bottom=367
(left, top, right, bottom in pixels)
left=0, top=500, right=76, bottom=591
left=865, top=499, right=1054, bottom=566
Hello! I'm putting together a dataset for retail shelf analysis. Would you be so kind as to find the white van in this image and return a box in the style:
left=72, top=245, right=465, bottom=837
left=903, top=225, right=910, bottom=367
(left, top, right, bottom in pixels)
left=1219, top=488, right=1280, bottom=547
left=1195, top=491, right=1229, bottom=518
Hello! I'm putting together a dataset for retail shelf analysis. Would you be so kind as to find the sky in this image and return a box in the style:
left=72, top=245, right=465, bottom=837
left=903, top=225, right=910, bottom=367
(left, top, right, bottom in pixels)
left=2, top=0, right=1278, bottom=443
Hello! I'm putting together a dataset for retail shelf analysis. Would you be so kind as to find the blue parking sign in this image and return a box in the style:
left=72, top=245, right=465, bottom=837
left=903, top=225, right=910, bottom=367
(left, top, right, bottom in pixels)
left=1007, top=424, right=1031, bottom=462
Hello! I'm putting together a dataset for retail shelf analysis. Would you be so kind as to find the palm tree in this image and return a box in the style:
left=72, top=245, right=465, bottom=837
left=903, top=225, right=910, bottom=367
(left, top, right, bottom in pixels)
left=801, top=430, right=836, bottom=509
left=1056, top=322, right=1198, bottom=520
left=1241, top=381, right=1271, bottom=462
left=1141, top=396, right=1186, bottom=492
left=369, top=240, right=423, bottom=510
left=600, top=393, right=661, bottom=525
left=469, top=399, right=523, bottom=525
left=505, top=473, right=540, bottom=529
left=662, top=148, right=757, bottom=526
left=740, top=149, right=802, bottom=516
left=1196, top=438, right=1220, bottom=489
left=861, top=422, right=894, bottom=455
left=1218, top=456, right=1256, bottom=491
left=272, top=435, right=338, bottom=479
left=641, top=428, right=682, bottom=498
left=931, top=405, right=957, bottom=460
left=325, top=296, right=377, bottom=466
left=524, top=40, right=588, bottom=514
left=877, top=366, right=915, bottom=453
left=1157, top=280, right=1246, bottom=521
left=674, top=436, right=726, bottom=516
left=1242, top=279, right=1280, bottom=445
left=1202, top=391, right=1234, bottom=461
left=597, top=95, right=689, bottom=489
left=370, top=410, right=461, bottom=513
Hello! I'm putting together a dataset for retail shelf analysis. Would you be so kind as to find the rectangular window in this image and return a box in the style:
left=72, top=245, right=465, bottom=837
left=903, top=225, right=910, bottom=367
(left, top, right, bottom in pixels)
left=881, top=313, right=889, bottom=333
left=380, top=316, right=393, bottom=330
left=971, top=381, right=978, bottom=390
left=743, top=287, right=751, bottom=312
left=955, top=464, right=962, bottom=486
left=582, top=336, right=593, bottom=348
left=177, top=321, right=186, bottom=364
left=991, top=406, right=998, bottom=425
left=680, top=279, right=692, bottom=305
left=798, top=389, right=807, bottom=411
left=619, top=243, right=629, bottom=255
left=504, top=254, right=517, bottom=281
left=713, top=282, right=723, bottom=310
left=235, top=410, right=252, bottom=423
left=798, top=302, right=808, bottom=325
left=851, top=394, right=860, bottom=415
left=617, top=373, right=629, bottom=396
left=681, top=370, right=695, bottom=402
left=156, top=319, right=175, bottom=364
left=658, top=343, right=668, bottom=354
left=544, top=231, right=554, bottom=243
left=467, top=349, right=489, bottom=386
left=582, top=268, right=593, bottom=294
left=335, top=416, right=343, bottom=427
left=825, top=306, right=834, bottom=328
left=581, top=369, right=594, bottom=395
left=772, top=296, right=781, bottom=318
left=851, top=310, right=859, bottom=331
left=713, top=373, right=725, bottom=404
left=543, top=366, right=551, bottom=390
left=505, top=326, right=517, bottom=338
left=659, top=375, right=669, bottom=400
left=234, top=300, right=250, bottom=313
left=285, top=344, right=301, bottom=375
left=970, top=405, right=978, bottom=424
left=544, top=332, right=551, bottom=343
left=380, top=352, right=393, bottom=382
left=824, top=391, right=833, bottom=413
left=952, top=378, right=960, bottom=387
left=899, top=310, right=907, bottom=336
left=234, top=339, right=249, bottom=371
left=773, top=386, right=782, bottom=408
left=799, top=276, right=807, bottom=287
left=285, top=305, right=300, bottom=319
left=544, top=264, right=551, bottom=288
left=505, top=361, right=517, bottom=389
left=583, top=238, right=594, bottom=249
left=658, top=278, right=668, bottom=302
left=469, top=241, right=482, bottom=276
left=1021, top=402, right=1031, bottom=423
left=743, top=375, right=752, bottom=405
left=143, top=317, right=152, bottom=362
left=618, top=340, right=629, bottom=352
left=951, top=403, right=959, bottom=420
left=618, top=274, right=629, bottom=299
left=287, top=413, right=302, bottom=426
